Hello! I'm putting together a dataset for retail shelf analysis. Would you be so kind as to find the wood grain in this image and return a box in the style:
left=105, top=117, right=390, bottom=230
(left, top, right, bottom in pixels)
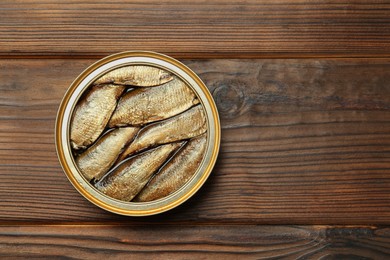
left=0, top=58, right=389, bottom=224
left=1, top=1, right=389, bottom=257
left=0, top=225, right=389, bottom=259
left=0, top=1, right=389, bottom=58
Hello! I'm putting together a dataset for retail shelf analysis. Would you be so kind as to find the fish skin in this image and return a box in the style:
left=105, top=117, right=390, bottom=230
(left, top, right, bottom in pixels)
left=134, top=133, right=207, bottom=202
left=95, top=142, right=183, bottom=201
left=70, top=84, right=125, bottom=150
left=116, top=104, right=207, bottom=163
left=93, top=65, right=173, bottom=87
left=108, top=77, right=199, bottom=127
left=76, top=127, right=139, bottom=182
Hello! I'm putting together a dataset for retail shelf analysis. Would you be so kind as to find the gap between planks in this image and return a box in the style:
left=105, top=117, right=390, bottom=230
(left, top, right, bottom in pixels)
left=1, top=53, right=390, bottom=60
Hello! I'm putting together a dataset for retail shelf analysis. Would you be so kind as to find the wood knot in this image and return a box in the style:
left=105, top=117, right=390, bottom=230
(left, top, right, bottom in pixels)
left=212, top=81, right=247, bottom=119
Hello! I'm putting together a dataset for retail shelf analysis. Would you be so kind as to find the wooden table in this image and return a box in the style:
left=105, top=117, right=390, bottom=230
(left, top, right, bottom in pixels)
left=1, top=1, right=389, bottom=258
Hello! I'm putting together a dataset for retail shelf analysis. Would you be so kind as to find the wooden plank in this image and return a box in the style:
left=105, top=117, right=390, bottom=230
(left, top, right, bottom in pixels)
left=0, top=58, right=390, bottom=224
left=0, top=225, right=389, bottom=258
left=0, top=1, right=389, bottom=58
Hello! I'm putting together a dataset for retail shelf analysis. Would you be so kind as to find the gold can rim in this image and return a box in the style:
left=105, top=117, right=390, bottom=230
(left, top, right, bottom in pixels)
left=55, top=51, right=221, bottom=216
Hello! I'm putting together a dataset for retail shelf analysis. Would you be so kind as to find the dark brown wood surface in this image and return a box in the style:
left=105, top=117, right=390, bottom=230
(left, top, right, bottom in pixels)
left=0, top=0, right=389, bottom=58
left=1, top=58, right=390, bottom=225
left=0, top=1, right=389, bottom=258
left=1, top=225, right=389, bottom=259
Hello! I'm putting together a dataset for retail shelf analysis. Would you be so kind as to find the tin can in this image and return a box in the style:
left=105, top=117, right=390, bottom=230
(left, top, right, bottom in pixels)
left=55, top=51, right=220, bottom=216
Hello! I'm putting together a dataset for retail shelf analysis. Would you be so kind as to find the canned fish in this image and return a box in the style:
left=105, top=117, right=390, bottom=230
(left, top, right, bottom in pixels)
left=55, top=51, right=220, bottom=216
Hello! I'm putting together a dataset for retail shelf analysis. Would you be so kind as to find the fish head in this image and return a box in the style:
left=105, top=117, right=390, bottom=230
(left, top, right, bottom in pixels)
left=159, top=70, right=174, bottom=84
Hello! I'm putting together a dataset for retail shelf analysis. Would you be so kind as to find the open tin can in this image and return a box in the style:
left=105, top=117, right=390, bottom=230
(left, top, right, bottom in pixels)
left=55, top=51, right=220, bottom=216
